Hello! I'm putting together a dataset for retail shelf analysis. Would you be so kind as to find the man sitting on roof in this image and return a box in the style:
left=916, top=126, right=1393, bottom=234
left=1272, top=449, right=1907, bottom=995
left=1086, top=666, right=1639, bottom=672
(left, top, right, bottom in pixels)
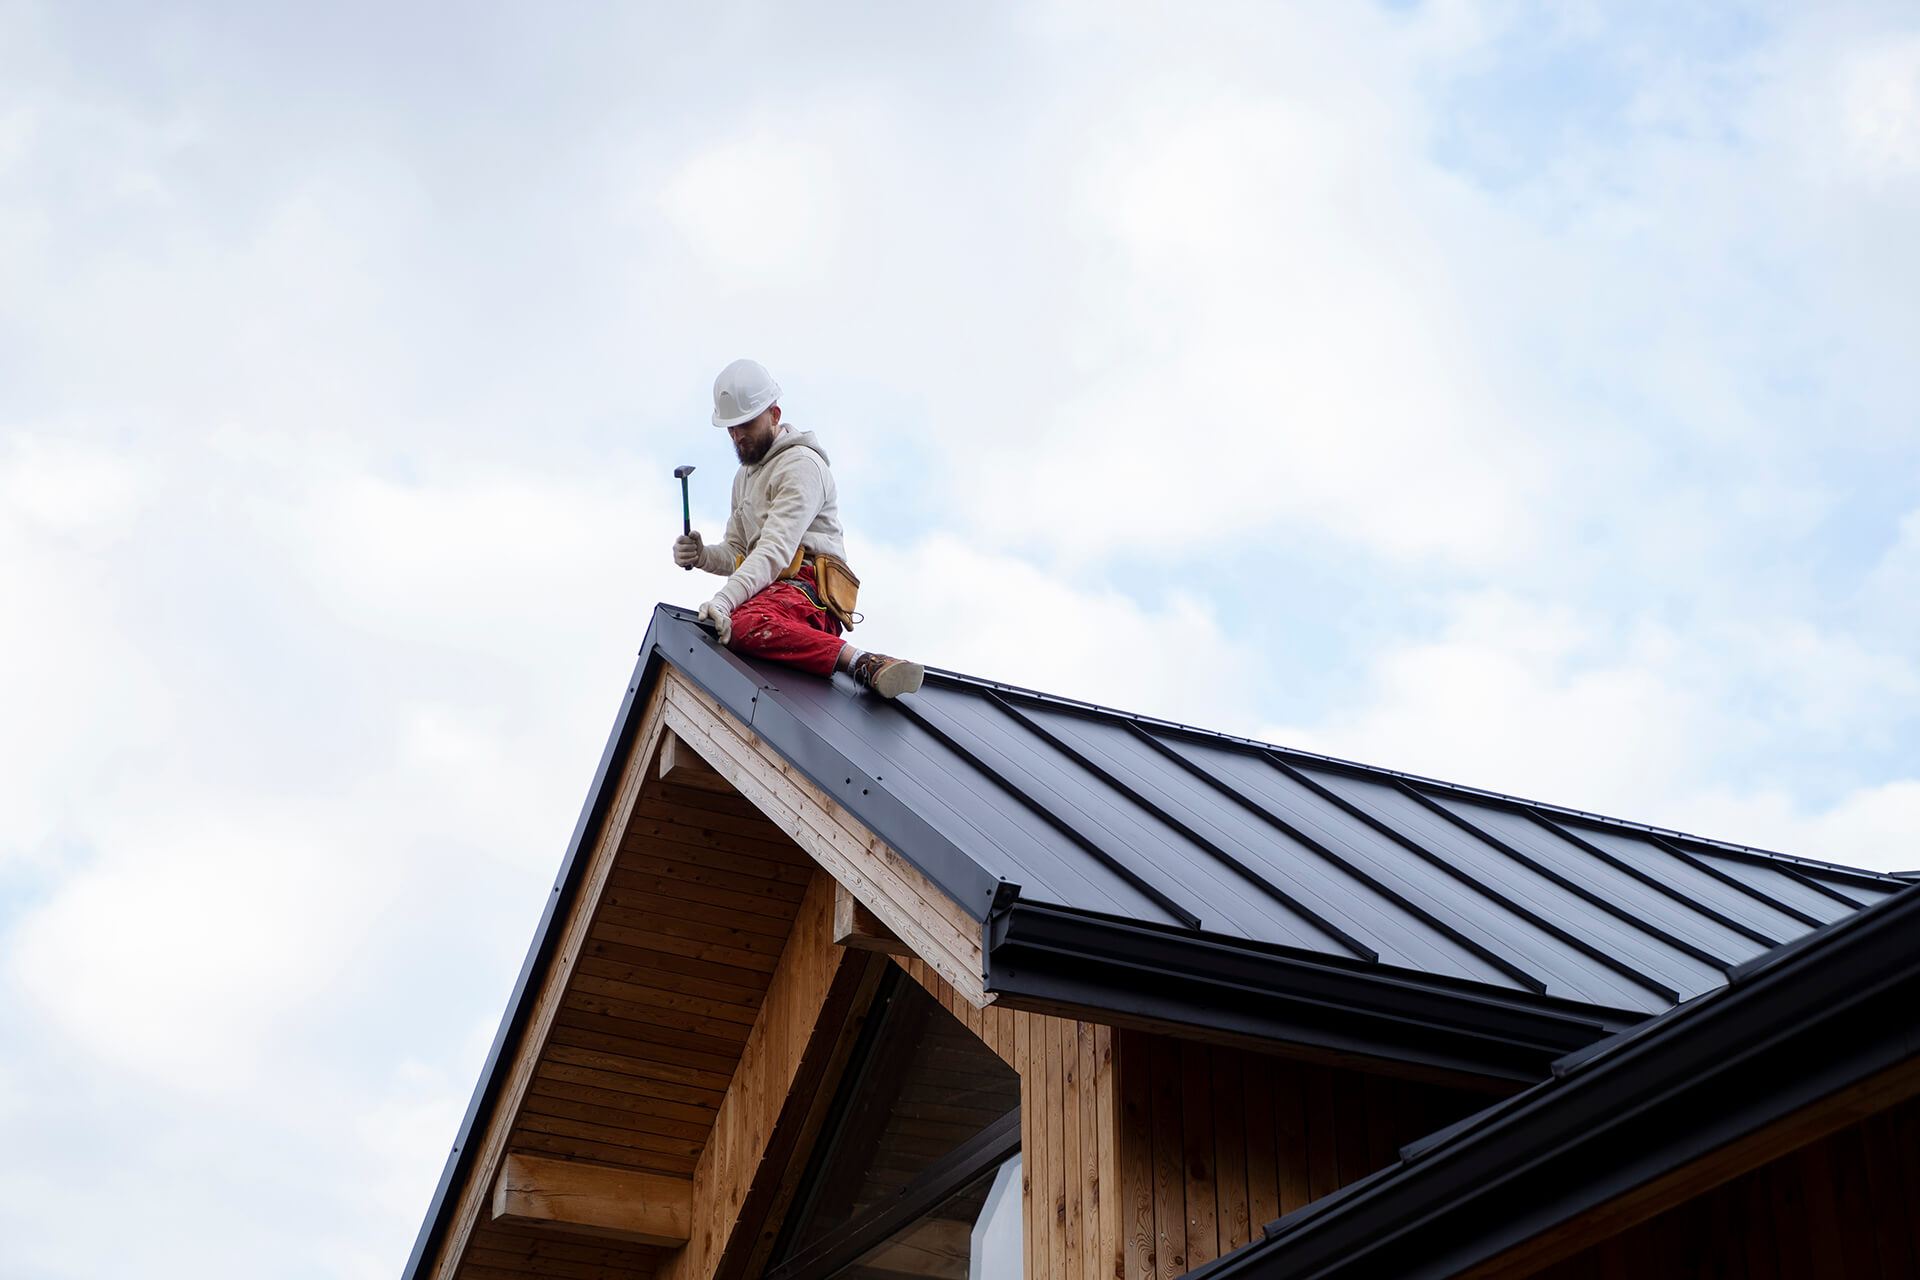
left=671, top=358, right=926, bottom=699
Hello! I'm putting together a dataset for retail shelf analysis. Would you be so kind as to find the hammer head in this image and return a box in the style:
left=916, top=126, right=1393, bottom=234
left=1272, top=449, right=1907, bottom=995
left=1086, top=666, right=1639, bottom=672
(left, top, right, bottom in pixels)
left=673, top=465, right=696, bottom=480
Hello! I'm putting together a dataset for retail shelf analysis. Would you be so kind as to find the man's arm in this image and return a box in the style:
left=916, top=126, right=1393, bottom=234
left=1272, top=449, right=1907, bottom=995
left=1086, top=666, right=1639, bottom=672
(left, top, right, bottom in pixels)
left=696, top=503, right=745, bottom=576
left=710, top=454, right=827, bottom=612
left=673, top=490, right=748, bottom=575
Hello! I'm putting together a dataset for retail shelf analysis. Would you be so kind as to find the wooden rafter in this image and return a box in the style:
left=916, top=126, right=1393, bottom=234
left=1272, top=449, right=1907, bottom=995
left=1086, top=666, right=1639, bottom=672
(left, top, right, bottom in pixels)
left=665, top=870, right=881, bottom=1280
left=833, top=880, right=912, bottom=955
left=492, top=1152, right=692, bottom=1246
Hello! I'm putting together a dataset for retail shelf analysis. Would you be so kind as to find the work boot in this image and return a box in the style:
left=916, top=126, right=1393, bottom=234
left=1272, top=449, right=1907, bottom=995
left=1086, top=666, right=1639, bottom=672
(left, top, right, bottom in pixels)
left=849, top=651, right=925, bottom=699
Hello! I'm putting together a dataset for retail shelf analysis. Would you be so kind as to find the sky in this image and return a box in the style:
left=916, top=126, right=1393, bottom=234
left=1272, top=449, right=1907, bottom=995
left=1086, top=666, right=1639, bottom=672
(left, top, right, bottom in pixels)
left=2, top=1, right=1918, bottom=1274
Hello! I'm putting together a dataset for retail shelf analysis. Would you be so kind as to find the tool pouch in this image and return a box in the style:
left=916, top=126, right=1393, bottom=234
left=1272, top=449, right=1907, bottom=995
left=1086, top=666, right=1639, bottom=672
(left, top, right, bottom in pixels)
left=809, top=551, right=863, bottom=632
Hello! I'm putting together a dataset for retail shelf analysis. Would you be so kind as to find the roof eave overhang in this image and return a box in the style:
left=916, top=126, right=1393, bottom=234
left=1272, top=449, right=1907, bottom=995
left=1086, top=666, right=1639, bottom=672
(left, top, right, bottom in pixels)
left=401, top=640, right=664, bottom=1280
left=1190, top=883, right=1920, bottom=1280
left=984, top=901, right=1641, bottom=1084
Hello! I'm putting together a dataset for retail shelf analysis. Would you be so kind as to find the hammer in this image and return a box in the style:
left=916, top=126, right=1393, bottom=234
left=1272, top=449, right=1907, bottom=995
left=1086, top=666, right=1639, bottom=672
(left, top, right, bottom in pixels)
left=673, top=465, right=696, bottom=569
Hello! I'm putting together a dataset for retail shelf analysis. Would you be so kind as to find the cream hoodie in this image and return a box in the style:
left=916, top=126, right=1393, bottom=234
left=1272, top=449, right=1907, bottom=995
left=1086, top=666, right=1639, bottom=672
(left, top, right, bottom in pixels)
left=698, top=427, right=848, bottom=612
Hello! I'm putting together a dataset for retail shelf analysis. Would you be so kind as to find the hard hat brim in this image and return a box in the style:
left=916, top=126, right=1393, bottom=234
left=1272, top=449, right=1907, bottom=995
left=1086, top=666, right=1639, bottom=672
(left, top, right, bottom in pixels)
left=711, top=399, right=777, bottom=429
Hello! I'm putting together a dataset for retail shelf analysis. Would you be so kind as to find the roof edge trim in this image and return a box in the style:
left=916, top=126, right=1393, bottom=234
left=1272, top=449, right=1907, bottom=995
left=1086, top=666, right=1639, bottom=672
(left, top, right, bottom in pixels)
left=985, top=901, right=1637, bottom=1083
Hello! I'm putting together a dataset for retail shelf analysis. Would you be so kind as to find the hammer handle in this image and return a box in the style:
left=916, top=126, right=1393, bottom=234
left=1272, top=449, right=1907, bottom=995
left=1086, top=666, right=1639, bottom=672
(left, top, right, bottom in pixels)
left=679, top=478, right=693, bottom=569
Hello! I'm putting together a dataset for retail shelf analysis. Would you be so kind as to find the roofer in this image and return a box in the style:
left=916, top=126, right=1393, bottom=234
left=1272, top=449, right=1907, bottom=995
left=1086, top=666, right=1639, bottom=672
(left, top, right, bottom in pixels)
left=671, top=359, right=926, bottom=699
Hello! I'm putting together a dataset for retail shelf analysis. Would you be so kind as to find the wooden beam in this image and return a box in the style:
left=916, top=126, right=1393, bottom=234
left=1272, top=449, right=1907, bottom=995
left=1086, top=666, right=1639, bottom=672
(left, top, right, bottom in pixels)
left=834, top=879, right=912, bottom=955
left=492, top=1152, right=693, bottom=1246
left=659, top=728, right=735, bottom=794
left=658, top=668, right=990, bottom=1007
left=664, top=869, right=879, bottom=1280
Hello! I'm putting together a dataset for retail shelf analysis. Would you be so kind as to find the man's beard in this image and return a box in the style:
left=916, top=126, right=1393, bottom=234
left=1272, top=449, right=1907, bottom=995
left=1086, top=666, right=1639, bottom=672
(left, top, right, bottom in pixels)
left=734, top=430, right=775, bottom=465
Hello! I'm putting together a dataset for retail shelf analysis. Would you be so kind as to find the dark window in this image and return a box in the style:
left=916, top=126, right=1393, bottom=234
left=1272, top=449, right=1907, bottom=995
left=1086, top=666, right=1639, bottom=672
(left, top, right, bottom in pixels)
left=831, top=1149, right=1022, bottom=1280
left=769, top=968, right=1022, bottom=1280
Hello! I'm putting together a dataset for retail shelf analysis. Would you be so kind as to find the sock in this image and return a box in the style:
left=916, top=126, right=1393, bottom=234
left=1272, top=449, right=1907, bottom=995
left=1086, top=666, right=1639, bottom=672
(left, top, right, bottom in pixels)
left=838, top=644, right=863, bottom=671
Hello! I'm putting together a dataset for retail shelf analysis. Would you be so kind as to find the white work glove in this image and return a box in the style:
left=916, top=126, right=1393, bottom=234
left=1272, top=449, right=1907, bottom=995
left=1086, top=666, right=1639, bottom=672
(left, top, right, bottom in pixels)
left=697, top=599, right=732, bottom=645
left=672, top=531, right=704, bottom=570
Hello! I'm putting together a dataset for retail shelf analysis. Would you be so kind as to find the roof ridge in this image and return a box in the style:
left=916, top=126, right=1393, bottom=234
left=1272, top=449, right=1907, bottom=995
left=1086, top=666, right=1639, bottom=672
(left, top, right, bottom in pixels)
left=917, top=665, right=1902, bottom=887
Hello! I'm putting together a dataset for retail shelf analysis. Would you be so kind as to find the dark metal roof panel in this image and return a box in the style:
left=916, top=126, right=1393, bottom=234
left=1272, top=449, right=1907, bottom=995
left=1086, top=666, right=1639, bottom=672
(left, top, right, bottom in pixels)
left=1568, top=825, right=1808, bottom=943
left=771, top=675, right=1130, bottom=913
left=923, top=691, right=1221, bottom=926
left=707, top=619, right=1904, bottom=1025
left=1437, top=801, right=1762, bottom=981
left=1147, top=735, right=1502, bottom=974
left=1030, top=710, right=1362, bottom=954
left=1305, top=774, right=1685, bottom=1012
left=659, top=609, right=1912, bottom=1026
left=1687, top=850, right=1879, bottom=921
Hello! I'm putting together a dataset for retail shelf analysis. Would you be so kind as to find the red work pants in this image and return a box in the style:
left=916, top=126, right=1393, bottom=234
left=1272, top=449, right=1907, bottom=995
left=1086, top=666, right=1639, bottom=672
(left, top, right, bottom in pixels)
left=727, top=564, right=845, bottom=676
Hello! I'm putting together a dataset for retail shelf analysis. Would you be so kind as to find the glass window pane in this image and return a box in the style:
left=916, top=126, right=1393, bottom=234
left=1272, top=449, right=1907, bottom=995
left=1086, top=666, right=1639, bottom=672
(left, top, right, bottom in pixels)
left=781, top=975, right=1021, bottom=1257
left=835, top=1153, right=1022, bottom=1280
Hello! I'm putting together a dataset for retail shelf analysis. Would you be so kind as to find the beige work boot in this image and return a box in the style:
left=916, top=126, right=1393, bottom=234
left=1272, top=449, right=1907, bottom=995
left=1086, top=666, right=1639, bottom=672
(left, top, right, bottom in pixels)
left=848, top=651, right=925, bottom=699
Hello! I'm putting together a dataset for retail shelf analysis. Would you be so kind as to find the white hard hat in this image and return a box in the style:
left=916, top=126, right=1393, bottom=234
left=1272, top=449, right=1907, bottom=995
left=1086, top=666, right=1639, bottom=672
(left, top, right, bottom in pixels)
left=711, top=358, right=781, bottom=428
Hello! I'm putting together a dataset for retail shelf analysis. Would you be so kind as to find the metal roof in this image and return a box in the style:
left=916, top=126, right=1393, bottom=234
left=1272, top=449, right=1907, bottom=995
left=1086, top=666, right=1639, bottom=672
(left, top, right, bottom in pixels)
left=660, top=605, right=1902, bottom=1022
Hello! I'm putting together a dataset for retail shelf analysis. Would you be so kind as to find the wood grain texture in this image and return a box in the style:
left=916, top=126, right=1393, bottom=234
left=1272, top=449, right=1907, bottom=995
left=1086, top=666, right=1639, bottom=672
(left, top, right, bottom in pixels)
left=1472, top=1056, right=1920, bottom=1280
left=1098, top=1033, right=1496, bottom=1280
left=889, top=936, right=1501, bottom=1280
left=663, top=870, right=872, bottom=1280
left=832, top=879, right=912, bottom=955
left=658, top=671, right=987, bottom=1005
left=894, top=957, right=1133, bottom=1280
left=1518, top=1085, right=1920, bottom=1279
left=492, top=1153, right=692, bottom=1246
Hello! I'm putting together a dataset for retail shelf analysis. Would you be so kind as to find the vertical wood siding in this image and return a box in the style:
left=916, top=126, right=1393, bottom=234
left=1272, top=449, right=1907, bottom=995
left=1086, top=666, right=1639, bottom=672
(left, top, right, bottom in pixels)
left=1112, top=1030, right=1493, bottom=1280
left=1520, top=1088, right=1920, bottom=1280
left=892, top=959, right=1496, bottom=1280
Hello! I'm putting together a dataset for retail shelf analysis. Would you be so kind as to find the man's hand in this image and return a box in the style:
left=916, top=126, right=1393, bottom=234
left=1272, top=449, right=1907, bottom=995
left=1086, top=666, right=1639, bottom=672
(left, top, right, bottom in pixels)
left=672, top=531, right=705, bottom=570
left=697, top=599, right=733, bottom=645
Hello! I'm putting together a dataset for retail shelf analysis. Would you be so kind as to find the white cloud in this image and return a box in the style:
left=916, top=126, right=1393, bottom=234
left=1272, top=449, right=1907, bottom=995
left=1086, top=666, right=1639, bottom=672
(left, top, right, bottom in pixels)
left=6, top=811, right=377, bottom=1091
left=859, top=534, right=1269, bottom=733
left=1839, top=33, right=1920, bottom=176
left=0, top=433, right=145, bottom=535
left=1261, top=589, right=1919, bottom=870
left=1679, top=779, right=1920, bottom=874
left=659, top=125, right=850, bottom=283
left=1261, top=591, right=1719, bottom=816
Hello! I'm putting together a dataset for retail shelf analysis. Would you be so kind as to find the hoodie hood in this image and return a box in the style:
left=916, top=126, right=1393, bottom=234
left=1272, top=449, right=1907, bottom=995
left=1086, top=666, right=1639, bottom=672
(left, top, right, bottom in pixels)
left=750, top=427, right=830, bottom=470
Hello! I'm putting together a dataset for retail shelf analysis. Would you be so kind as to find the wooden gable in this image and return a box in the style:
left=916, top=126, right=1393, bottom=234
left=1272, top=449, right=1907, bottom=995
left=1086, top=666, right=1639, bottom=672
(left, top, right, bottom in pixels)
left=422, top=664, right=1512, bottom=1280
left=426, top=671, right=890, bottom=1279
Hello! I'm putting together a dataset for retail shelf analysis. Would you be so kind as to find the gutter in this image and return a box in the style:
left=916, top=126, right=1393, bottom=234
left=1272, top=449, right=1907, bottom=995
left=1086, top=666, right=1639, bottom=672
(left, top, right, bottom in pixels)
left=1186, top=882, right=1920, bottom=1280
left=985, top=901, right=1639, bottom=1083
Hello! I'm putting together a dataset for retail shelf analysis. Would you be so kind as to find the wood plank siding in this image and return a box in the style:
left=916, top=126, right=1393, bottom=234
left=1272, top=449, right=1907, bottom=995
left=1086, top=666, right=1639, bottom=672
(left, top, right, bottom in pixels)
left=1518, top=1088, right=1920, bottom=1279
left=892, top=958, right=1495, bottom=1280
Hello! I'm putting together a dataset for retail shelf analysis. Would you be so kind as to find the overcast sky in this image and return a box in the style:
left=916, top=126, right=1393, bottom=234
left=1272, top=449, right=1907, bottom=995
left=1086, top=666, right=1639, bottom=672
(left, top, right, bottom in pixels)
left=4, top=2, right=1918, bottom=1275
